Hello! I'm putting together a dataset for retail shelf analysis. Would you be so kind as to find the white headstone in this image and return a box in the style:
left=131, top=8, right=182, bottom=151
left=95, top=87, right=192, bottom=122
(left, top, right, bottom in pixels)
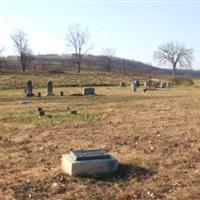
left=62, top=149, right=118, bottom=176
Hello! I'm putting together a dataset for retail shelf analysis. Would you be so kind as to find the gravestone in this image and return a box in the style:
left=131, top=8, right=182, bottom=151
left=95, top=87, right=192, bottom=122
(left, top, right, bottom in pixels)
left=119, top=82, right=126, bottom=87
left=166, top=82, right=171, bottom=88
left=82, top=87, right=95, bottom=95
left=160, top=82, right=166, bottom=88
left=132, top=82, right=137, bottom=92
left=26, top=80, right=34, bottom=97
left=134, top=80, right=140, bottom=87
left=132, top=80, right=139, bottom=92
left=46, top=81, right=54, bottom=96
left=19, top=100, right=31, bottom=104
left=144, top=81, right=147, bottom=88
left=62, top=149, right=118, bottom=176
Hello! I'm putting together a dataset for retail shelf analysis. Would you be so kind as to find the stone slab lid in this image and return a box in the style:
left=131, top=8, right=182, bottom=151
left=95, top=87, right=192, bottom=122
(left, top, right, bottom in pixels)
left=69, top=149, right=111, bottom=161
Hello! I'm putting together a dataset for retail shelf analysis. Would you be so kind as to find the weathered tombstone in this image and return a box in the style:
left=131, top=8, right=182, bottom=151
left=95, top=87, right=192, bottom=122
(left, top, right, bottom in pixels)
left=160, top=82, right=166, bottom=88
left=19, top=100, right=31, bottom=104
left=82, top=87, right=95, bottom=95
left=38, top=92, right=41, bottom=97
left=132, top=82, right=137, bottom=92
left=119, top=82, right=126, bottom=87
left=26, top=80, right=34, bottom=97
left=144, top=81, right=147, bottom=88
left=60, top=91, right=64, bottom=96
left=134, top=80, right=140, bottom=87
left=62, top=149, right=118, bottom=176
left=166, top=82, right=171, bottom=88
left=46, top=81, right=54, bottom=96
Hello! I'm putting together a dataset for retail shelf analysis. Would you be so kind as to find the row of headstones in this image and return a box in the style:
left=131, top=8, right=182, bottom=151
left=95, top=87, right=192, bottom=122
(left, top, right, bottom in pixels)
left=144, top=81, right=171, bottom=89
left=25, top=80, right=96, bottom=97
left=25, top=80, right=54, bottom=97
left=120, top=81, right=171, bottom=90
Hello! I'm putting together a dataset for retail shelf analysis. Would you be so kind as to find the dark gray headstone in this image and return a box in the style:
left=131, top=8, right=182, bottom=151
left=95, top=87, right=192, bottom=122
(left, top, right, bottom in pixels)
left=82, top=87, right=95, bottom=95
left=119, top=82, right=126, bottom=87
left=70, top=149, right=111, bottom=161
left=26, top=80, right=34, bottom=97
left=46, top=81, right=54, bottom=96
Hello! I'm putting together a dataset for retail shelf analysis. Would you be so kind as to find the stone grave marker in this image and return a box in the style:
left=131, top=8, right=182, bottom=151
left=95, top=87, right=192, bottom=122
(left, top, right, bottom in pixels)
left=119, top=82, right=126, bottom=87
left=62, top=149, right=118, bottom=176
left=160, top=82, right=166, bottom=88
left=26, top=80, right=34, bottom=97
left=82, top=87, right=95, bottom=95
left=19, top=100, right=31, bottom=104
left=46, top=81, right=54, bottom=96
left=166, top=82, right=171, bottom=88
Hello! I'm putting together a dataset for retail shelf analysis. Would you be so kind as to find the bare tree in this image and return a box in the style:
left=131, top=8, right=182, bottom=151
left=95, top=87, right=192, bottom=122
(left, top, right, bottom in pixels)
left=154, top=41, right=193, bottom=76
left=103, top=48, right=116, bottom=72
left=11, top=30, right=32, bottom=72
left=66, top=24, right=91, bottom=73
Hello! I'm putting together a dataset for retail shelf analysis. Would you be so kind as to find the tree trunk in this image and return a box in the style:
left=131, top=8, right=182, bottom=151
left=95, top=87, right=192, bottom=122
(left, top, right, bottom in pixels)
left=21, top=54, right=26, bottom=72
left=172, top=64, right=176, bottom=77
left=77, top=61, right=81, bottom=73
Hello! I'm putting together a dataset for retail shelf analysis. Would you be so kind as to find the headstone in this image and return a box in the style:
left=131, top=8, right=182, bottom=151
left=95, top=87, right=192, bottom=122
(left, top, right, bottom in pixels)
left=132, top=82, right=137, bottom=92
left=166, top=82, right=171, bottom=88
left=46, top=81, right=54, bottom=96
left=160, top=82, right=166, bottom=88
left=19, top=100, right=31, bottom=104
left=82, top=87, right=95, bottom=95
left=119, top=82, right=126, bottom=87
left=62, top=149, right=118, bottom=176
left=26, top=80, right=34, bottom=97
left=144, top=81, right=147, bottom=88
left=134, top=80, right=140, bottom=87
left=60, top=91, right=64, bottom=96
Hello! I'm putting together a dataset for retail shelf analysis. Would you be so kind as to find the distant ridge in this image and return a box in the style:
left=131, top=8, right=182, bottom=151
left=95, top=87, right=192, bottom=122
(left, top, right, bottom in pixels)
left=2, top=54, right=200, bottom=76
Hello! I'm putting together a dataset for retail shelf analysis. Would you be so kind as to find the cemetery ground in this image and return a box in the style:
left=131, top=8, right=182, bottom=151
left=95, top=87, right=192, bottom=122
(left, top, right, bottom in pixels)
left=0, top=73, right=200, bottom=200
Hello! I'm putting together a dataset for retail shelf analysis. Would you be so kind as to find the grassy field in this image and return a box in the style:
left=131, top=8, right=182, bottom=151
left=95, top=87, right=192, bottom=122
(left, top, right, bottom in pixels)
left=0, top=73, right=200, bottom=200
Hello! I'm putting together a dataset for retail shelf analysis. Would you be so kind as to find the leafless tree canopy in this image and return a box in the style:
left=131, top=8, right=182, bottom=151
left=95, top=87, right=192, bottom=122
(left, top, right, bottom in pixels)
left=154, top=41, right=193, bottom=76
left=66, top=24, right=91, bottom=73
left=11, top=30, right=32, bottom=72
left=103, top=48, right=116, bottom=72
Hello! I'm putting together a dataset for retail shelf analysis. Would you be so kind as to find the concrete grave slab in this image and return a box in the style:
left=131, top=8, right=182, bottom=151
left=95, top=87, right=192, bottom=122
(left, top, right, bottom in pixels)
left=19, top=100, right=32, bottom=104
left=62, top=149, right=118, bottom=176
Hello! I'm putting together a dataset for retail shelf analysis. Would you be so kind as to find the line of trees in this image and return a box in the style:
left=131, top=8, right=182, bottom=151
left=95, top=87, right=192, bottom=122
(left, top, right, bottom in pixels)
left=1, top=24, right=194, bottom=76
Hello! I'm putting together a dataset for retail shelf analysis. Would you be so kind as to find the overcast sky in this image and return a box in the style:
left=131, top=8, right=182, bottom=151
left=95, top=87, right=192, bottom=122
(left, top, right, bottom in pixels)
left=0, top=0, right=199, bottom=69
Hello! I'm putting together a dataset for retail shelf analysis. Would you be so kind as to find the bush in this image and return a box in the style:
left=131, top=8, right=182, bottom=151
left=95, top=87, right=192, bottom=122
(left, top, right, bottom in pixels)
left=170, top=77, right=194, bottom=86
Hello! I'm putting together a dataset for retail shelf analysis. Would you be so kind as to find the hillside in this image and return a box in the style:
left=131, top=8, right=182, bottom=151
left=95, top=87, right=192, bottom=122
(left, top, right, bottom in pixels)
left=1, top=54, right=200, bottom=76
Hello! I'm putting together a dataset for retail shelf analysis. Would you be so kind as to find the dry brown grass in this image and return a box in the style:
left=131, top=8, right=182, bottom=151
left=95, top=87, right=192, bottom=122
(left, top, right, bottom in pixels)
left=0, top=73, right=200, bottom=200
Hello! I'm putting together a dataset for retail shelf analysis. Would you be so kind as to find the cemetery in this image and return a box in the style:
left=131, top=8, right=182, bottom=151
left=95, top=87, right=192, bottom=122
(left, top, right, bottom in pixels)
left=0, top=72, right=200, bottom=199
